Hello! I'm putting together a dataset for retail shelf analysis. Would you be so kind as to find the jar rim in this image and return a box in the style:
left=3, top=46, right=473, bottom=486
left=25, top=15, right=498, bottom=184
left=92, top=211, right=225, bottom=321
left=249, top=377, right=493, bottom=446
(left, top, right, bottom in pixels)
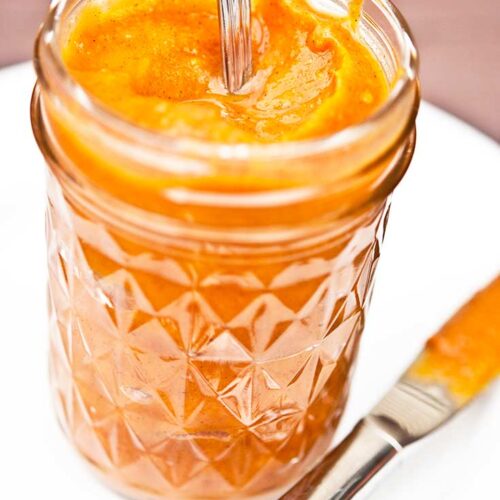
left=34, top=0, right=418, bottom=163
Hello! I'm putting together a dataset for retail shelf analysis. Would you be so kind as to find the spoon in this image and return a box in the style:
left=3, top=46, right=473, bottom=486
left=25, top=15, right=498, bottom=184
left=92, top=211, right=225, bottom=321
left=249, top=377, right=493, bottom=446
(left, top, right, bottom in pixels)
left=217, top=0, right=253, bottom=93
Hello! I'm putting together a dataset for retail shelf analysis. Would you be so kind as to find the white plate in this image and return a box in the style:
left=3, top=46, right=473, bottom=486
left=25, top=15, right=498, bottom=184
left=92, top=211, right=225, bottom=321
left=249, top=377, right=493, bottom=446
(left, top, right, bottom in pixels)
left=0, top=62, right=498, bottom=500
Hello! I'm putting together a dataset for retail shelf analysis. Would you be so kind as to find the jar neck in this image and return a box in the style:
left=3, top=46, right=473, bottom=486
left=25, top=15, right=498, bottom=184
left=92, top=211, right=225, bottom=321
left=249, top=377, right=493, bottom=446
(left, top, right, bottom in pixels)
left=32, top=0, right=419, bottom=244
left=33, top=85, right=416, bottom=251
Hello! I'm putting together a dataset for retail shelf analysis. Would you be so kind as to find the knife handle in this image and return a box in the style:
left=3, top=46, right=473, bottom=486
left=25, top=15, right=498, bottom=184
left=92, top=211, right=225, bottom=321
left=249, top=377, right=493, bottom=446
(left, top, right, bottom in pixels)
left=281, top=417, right=403, bottom=500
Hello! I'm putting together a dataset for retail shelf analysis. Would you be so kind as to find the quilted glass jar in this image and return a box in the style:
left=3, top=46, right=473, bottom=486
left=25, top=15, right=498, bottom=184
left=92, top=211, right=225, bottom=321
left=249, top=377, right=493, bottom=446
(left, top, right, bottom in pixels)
left=32, top=0, right=419, bottom=498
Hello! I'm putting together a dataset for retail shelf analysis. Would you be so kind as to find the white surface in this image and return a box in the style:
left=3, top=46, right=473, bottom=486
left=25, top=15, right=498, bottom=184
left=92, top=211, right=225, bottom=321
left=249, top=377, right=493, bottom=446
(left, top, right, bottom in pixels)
left=0, top=62, right=499, bottom=500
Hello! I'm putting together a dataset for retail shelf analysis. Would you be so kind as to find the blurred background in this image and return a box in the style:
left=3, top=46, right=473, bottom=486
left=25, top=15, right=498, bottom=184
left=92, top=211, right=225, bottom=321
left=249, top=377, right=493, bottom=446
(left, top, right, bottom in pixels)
left=0, top=0, right=498, bottom=140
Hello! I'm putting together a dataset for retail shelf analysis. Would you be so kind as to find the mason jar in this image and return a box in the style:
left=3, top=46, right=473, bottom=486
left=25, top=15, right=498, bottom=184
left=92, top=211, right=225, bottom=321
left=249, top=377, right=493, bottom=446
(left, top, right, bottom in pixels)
left=32, top=0, right=419, bottom=498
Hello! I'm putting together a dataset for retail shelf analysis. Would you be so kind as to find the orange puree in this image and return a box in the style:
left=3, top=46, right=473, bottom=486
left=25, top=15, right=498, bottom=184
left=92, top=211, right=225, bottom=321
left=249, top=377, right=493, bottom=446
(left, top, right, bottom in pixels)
left=62, top=0, right=388, bottom=142
left=412, top=276, right=500, bottom=403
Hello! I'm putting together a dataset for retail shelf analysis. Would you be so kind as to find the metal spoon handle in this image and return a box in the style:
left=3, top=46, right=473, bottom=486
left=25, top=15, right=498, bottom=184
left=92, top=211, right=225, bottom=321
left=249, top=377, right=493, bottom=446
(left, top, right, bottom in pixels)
left=217, top=0, right=252, bottom=93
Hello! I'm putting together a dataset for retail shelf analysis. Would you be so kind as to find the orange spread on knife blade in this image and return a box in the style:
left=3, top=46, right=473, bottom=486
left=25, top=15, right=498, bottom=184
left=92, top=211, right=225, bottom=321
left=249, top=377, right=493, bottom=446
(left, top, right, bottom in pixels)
left=410, top=276, right=500, bottom=403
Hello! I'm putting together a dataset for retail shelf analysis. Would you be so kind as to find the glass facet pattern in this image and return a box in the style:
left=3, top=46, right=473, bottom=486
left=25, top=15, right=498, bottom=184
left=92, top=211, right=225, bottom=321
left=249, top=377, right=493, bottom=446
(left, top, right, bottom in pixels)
left=47, top=172, right=389, bottom=498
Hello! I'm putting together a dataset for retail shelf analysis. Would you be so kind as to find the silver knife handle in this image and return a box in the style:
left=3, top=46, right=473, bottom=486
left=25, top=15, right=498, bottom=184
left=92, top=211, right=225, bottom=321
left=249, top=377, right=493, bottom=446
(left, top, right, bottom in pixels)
left=281, top=417, right=402, bottom=500
left=281, top=376, right=458, bottom=500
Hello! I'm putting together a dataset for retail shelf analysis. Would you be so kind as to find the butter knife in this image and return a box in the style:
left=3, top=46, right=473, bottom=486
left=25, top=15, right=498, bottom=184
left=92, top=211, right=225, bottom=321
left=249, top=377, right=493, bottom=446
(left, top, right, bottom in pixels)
left=282, top=276, right=500, bottom=500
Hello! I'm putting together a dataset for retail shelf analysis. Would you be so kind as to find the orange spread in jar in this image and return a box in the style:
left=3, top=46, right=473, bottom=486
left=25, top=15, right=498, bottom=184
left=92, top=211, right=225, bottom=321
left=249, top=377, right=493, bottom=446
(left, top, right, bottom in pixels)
left=41, top=2, right=408, bottom=498
left=62, top=0, right=387, bottom=143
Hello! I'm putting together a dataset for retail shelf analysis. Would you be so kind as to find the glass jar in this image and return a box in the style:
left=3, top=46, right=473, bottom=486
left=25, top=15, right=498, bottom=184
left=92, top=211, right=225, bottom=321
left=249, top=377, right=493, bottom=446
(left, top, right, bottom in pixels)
left=32, top=0, right=419, bottom=498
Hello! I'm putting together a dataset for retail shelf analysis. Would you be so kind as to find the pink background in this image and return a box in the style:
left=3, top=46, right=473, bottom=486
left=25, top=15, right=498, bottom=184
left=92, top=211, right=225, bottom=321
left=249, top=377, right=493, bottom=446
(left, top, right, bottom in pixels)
left=1, top=0, right=498, bottom=139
